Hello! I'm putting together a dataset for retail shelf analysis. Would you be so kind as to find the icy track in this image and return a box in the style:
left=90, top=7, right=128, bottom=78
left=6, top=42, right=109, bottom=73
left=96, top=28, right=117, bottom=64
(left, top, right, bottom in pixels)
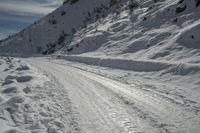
left=28, top=58, right=200, bottom=133
left=1, top=57, right=200, bottom=133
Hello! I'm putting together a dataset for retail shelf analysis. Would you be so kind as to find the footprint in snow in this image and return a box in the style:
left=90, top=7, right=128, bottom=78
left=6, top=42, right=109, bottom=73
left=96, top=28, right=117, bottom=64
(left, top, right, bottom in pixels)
left=5, top=97, right=22, bottom=113
left=48, top=127, right=60, bottom=133
left=6, top=96, right=25, bottom=104
left=40, top=111, right=49, bottom=117
left=16, top=65, right=29, bottom=71
left=4, top=129, right=22, bottom=133
left=23, top=87, right=31, bottom=94
left=2, top=75, right=18, bottom=86
left=0, top=95, right=4, bottom=103
left=5, top=75, right=18, bottom=80
left=54, top=120, right=65, bottom=129
left=2, top=87, right=18, bottom=94
left=2, top=79, right=14, bottom=86
left=4, top=57, right=12, bottom=64
left=4, top=68, right=10, bottom=72
left=16, top=76, right=32, bottom=83
left=8, top=64, right=14, bottom=69
left=4, top=66, right=14, bottom=72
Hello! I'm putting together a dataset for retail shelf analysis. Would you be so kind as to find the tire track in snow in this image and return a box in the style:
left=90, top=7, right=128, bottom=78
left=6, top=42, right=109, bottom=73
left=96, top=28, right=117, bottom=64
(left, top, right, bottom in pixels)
left=29, top=59, right=158, bottom=133
left=40, top=58, right=200, bottom=115
left=28, top=58, right=200, bottom=133
left=29, top=61, right=85, bottom=133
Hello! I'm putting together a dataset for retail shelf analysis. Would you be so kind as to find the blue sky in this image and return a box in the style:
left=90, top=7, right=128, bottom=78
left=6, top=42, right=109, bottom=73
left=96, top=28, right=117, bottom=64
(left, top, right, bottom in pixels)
left=0, top=0, right=63, bottom=40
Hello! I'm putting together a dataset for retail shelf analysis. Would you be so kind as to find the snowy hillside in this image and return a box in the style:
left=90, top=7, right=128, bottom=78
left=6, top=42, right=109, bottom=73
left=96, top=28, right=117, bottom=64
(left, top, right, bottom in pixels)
left=0, top=0, right=110, bottom=54
left=58, top=0, right=200, bottom=64
left=0, top=0, right=199, bottom=63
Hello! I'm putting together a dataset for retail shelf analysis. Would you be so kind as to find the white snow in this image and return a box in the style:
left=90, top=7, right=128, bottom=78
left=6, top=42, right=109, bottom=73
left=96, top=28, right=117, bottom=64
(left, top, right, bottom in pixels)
left=26, top=57, right=200, bottom=133
left=0, top=0, right=200, bottom=132
left=0, top=57, right=79, bottom=133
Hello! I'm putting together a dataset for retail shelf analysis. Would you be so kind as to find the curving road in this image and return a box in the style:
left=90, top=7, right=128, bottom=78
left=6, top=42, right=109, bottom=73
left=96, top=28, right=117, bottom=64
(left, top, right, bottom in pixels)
left=28, top=58, right=200, bottom=133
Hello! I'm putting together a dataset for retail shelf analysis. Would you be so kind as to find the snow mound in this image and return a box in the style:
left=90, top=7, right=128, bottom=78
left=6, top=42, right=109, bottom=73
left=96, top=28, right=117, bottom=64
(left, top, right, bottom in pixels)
left=57, top=54, right=200, bottom=77
left=0, top=57, right=79, bottom=133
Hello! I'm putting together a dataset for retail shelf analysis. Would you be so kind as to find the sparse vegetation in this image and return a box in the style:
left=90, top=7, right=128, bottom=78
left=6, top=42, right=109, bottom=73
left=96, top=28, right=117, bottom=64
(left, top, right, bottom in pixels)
left=43, top=43, right=57, bottom=55
left=110, top=0, right=118, bottom=7
left=88, top=12, right=91, bottom=18
left=195, top=0, right=200, bottom=7
left=36, top=46, right=43, bottom=53
left=46, top=43, right=52, bottom=49
left=61, top=11, right=66, bottom=16
left=42, top=50, right=48, bottom=55
left=178, top=0, right=184, bottom=4
left=71, top=28, right=76, bottom=34
left=176, top=4, right=187, bottom=13
left=128, top=0, right=139, bottom=11
left=143, top=17, right=147, bottom=21
left=49, top=19, right=57, bottom=25
left=173, top=18, right=178, bottom=22
left=63, top=0, right=79, bottom=5
left=76, top=43, right=79, bottom=48
left=96, top=14, right=100, bottom=19
left=58, top=33, right=66, bottom=44
left=153, top=0, right=158, bottom=3
left=67, top=47, right=73, bottom=52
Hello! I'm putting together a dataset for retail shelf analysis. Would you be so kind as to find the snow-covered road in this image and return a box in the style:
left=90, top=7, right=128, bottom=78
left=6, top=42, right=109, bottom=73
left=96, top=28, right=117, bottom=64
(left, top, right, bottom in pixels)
left=27, top=58, right=200, bottom=133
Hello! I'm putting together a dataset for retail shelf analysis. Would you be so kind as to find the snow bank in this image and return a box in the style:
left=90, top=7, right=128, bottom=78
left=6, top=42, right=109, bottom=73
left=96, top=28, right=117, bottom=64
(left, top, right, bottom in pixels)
left=57, top=55, right=170, bottom=72
left=56, top=55, right=200, bottom=76
left=0, top=56, right=76, bottom=133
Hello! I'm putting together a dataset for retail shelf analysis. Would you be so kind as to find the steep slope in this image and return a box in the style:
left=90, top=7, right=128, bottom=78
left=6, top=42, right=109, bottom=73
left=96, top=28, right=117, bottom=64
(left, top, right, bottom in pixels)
left=0, top=0, right=200, bottom=64
left=0, top=0, right=110, bottom=54
left=58, top=0, right=200, bottom=64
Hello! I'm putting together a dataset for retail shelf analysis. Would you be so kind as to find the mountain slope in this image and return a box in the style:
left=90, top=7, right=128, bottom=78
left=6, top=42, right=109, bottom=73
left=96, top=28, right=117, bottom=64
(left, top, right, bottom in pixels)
left=0, top=0, right=200, bottom=64
left=58, top=0, right=200, bottom=64
left=0, top=0, right=110, bottom=54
